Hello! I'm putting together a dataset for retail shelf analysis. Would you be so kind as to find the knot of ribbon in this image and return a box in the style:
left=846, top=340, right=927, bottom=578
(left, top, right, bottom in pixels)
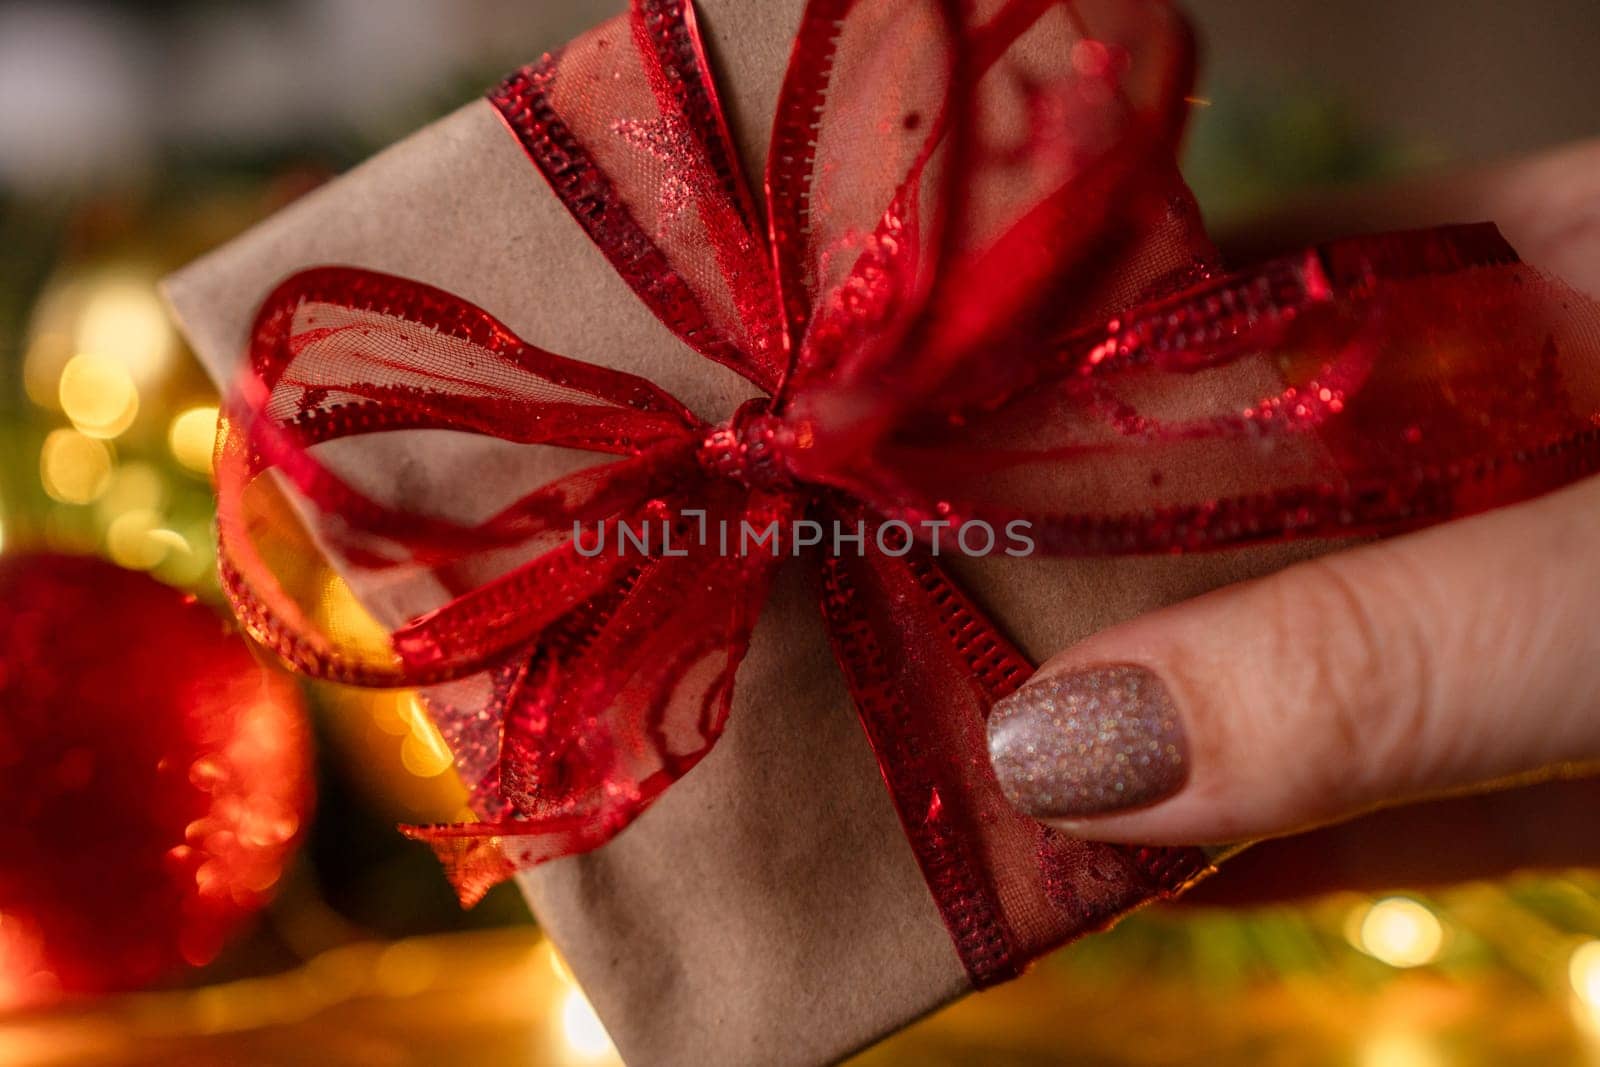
left=696, top=399, right=798, bottom=492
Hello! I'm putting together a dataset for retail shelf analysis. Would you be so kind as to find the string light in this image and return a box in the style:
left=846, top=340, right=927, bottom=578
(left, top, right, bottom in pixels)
left=1349, top=897, right=1445, bottom=968
left=168, top=406, right=220, bottom=475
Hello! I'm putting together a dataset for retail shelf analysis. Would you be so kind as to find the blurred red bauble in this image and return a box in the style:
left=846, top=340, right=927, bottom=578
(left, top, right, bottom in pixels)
left=0, top=553, right=313, bottom=1009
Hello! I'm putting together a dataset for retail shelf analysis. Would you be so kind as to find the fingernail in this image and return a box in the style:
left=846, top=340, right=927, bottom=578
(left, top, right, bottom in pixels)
left=987, top=664, right=1189, bottom=819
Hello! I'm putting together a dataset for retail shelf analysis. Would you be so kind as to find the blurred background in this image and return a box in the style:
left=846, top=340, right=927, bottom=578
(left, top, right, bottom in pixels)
left=2, top=1, right=1599, bottom=1065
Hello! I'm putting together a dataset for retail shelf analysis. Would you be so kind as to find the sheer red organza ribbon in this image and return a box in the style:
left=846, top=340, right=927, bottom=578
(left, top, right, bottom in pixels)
left=215, top=0, right=1600, bottom=986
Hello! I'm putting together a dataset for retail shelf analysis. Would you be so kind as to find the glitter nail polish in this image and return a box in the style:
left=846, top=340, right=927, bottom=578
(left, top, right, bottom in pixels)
left=987, top=664, right=1189, bottom=819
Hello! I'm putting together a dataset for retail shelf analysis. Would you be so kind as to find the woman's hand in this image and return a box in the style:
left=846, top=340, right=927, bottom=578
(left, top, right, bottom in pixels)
left=987, top=140, right=1600, bottom=898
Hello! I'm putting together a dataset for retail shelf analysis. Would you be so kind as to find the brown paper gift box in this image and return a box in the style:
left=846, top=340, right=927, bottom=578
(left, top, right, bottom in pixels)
left=157, top=2, right=1364, bottom=1062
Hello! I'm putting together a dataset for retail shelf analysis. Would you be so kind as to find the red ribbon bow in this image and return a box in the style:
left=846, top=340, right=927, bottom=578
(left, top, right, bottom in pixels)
left=216, top=0, right=1600, bottom=984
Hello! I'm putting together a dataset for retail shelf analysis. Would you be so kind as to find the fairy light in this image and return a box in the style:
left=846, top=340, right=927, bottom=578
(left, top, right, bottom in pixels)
left=1350, top=897, right=1445, bottom=968
left=169, top=405, right=220, bottom=475
left=59, top=353, right=139, bottom=439
left=39, top=428, right=114, bottom=505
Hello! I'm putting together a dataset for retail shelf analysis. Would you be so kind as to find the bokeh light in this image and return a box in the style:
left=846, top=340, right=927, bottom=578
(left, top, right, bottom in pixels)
left=93, top=461, right=167, bottom=526
left=58, top=352, right=139, bottom=439
left=537, top=940, right=617, bottom=1064
left=22, top=329, right=72, bottom=413
left=1574, top=940, right=1600, bottom=1002
left=396, top=694, right=455, bottom=779
left=1350, top=897, right=1446, bottom=968
left=74, top=277, right=175, bottom=388
left=168, top=405, right=220, bottom=475
left=105, top=508, right=170, bottom=570
left=39, top=428, right=113, bottom=505
left=373, top=939, right=441, bottom=999
left=1571, top=939, right=1600, bottom=1033
left=559, top=988, right=614, bottom=1061
left=1360, top=1029, right=1443, bottom=1067
left=23, top=271, right=174, bottom=414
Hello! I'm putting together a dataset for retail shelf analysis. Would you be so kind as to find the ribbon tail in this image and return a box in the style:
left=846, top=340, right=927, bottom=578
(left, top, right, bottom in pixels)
left=408, top=489, right=792, bottom=906
left=815, top=505, right=1210, bottom=985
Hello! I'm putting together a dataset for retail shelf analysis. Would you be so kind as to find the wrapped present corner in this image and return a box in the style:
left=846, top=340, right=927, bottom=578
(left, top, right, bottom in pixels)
left=164, top=0, right=1600, bottom=1062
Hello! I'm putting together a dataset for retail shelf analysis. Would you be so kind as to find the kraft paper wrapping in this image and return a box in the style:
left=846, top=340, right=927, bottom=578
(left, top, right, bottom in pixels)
left=161, top=4, right=1347, bottom=1062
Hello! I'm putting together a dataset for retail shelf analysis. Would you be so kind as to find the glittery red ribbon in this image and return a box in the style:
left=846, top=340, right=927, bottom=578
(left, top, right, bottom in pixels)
left=214, top=0, right=1600, bottom=985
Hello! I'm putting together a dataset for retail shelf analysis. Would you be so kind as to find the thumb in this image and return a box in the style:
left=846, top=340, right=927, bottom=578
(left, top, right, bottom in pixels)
left=985, top=476, right=1600, bottom=845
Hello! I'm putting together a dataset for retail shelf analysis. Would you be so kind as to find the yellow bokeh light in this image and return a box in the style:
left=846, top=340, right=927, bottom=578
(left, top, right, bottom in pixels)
left=40, top=429, right=114, bottom=505
left=106, top=508, right=170, bottom=571
left=560, top=988, right=615, bottom=1061
left=59, top=353, right=139, bottom=439
left=1572, top=940, right=1600, bottom=1007
left=370, top=692, right=419, bottom=738
left=548, top=943, right=575, bottom=986
left=399, top=694, right=456, bottom=779
left=148, top=528, right=196, bottom=583
left=94, top=461, right=167, bottom=526
left=1361, top=1030, right=1443, bottom=1067
left=1352, top=897, right=1445, bottom=969
left=374, top=939, right=441, bottom=999
left=169, top=405, right=220, bottom=475
left=317, top=574, right=397, bottom=659
left=22, top=330, right=73, bottom=411
left=75, top=278, right=174, bottom=386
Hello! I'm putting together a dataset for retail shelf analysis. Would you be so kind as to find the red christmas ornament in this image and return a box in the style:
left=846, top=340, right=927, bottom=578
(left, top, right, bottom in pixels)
left=0, top=553, right=313, bottom=1009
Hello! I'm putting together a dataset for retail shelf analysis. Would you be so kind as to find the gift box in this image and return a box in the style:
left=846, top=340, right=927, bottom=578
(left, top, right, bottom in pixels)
left=164, top=1, right=1600, bottom=1063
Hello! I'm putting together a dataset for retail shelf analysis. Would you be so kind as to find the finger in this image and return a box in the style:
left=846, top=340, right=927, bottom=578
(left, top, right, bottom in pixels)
left=1179, top=776, right=1600, bottom=907
left=984, top=475, right=1600, bottom=845
left=1217, top=138, right=1600, bottom=297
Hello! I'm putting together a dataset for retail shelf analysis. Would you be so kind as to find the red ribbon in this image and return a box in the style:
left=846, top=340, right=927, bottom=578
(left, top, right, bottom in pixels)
left=215, top=0, right=1600, bottom=986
